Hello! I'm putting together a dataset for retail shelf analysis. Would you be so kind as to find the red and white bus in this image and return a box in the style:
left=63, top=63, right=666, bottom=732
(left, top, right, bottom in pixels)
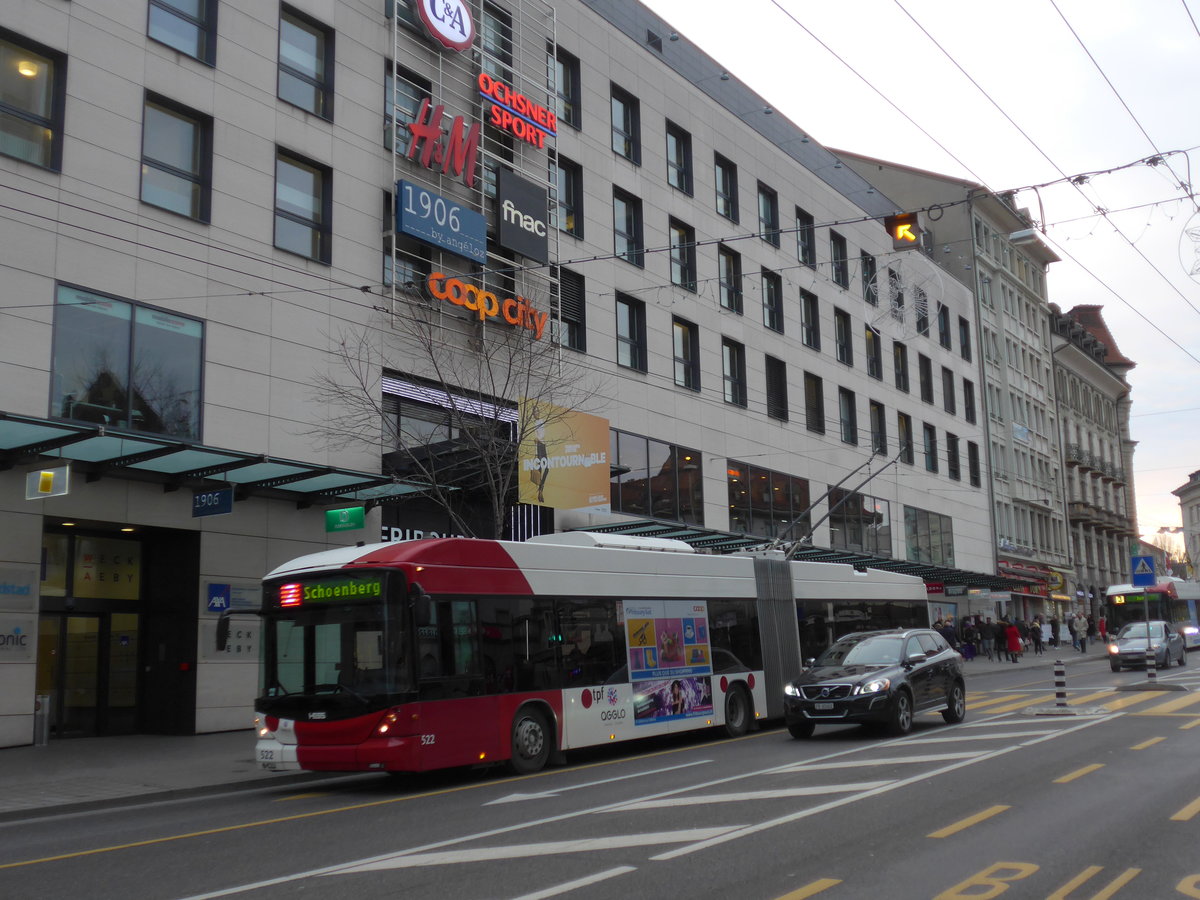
left=251, top=532, right=928, bottom=775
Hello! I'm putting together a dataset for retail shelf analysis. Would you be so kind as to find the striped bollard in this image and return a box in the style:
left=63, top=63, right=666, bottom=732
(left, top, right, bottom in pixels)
left=1054, top=660, right=1067, bottom=709
left=1146, top=647, right=1157, bottom=683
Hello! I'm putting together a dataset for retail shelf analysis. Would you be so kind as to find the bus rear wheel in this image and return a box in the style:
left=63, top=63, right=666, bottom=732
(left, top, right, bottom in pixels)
left=724, top=683, right=751, bottom=737
left=510, top=707, right=551, bottom=775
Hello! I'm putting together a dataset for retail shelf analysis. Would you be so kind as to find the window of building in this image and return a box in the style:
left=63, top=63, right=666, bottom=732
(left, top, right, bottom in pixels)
left=148, top=0, right=216, bottom=65
left=665, top=120, right=692, bottom=194
left=967, top=441, right=981, bottom=486
left=51, top=283, right=202, bottom=439
left=610, top=84, right=640, bottom=163
left=963, top=379, right=976, bottom=424
left=804, top=372, right=825, bottom=434
left=762, top=268, right=783, bottom=333
left=140, top=94, right=211, bottom=221
left=616, top=293, right=646, bottom=371
left=958, top=315, right=972, bottom=361
left=673, top=317, right=700, bottom=391
left=897, top=412, right=914, bottom=464
left=865, top=325, right=882, bottom=379
left=669, top=218, right=696, bottom=291
left=385, top=65, right=430, bottom=155
left=611, top=430, right=703, bottom=525
left=904, top=505, right=955, bottom=566
left=918, top=353, right=933, bottom=403
left=830, top=231, right=849, bottom=288
left=553, top=266, right=586, bottom=351
left=936, top=302, right=951, bottom=348
left=861, top=251, right=878, bottom=305
left=916, top=288, right=929, bottom=335
left=894, top=341, right=909, bottom=392
left=870, top=400, right=887, bottom=455
left=714, top=153, right=738, bottom=221
left=834, top=308, right=853, bottom=365
left=766, top=355, right=788, bottom=421
left=946, top=433, right=961, bottom=481
left=727, top=462, right=809, bottom=539
left=722, top=338, right=748, bottom=406
left=942, top=366, right=956, bottom=414
left=613, top=188, right=643, bottom=266
left=480, top=2, right=513, bottom=81
left=279, top=7, right=333, bottom=119
left=758, top=182, right=779, bottom=246
left=923, top=423, right=938, bottom=472
left=839, top=387, right=858, bottom=444
left=0, top=32, right=65, bottom=169
left=801, top=290, right=820, bottom=350
left=718, top=245, right=742, bottom=314
left=828, top=488, right=891, bottom=556
left=275, top=149, right=331, bottom=263
left=796, top=206, right=815, bottom=268
left=552, top=46, right=580, bottom=129
left=552, top=154, right=582, bottom=237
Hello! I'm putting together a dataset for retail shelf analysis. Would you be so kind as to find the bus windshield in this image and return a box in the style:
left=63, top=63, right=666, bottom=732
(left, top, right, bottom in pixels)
left=260, top=572, right=412, bottom=717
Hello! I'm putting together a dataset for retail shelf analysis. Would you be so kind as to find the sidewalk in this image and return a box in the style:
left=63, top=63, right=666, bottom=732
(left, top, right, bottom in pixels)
left=0, top=647, right=1111, bottom=822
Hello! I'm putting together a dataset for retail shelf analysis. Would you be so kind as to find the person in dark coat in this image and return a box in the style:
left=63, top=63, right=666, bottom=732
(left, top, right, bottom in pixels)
left=993, top=619, right=1009, bottom=660
left=1005, top=619, right=1022, bottom=663
left=1050, top=616, right=1061, bottom=648
left=1030, top=617, right=1044, bottom=655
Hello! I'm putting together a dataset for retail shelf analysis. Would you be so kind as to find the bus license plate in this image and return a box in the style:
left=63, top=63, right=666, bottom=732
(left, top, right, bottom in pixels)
left=814, top=702, right=834, bottom=710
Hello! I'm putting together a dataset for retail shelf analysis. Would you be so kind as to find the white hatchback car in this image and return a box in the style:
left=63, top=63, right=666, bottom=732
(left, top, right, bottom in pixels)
left=1108, top=620, right=1186, bottom=671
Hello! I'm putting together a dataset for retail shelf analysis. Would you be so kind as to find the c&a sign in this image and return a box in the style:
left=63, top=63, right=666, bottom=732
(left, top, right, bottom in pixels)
left=427, top=272, right=549, bottom=340
left=415, top=0, right=474, bottom=52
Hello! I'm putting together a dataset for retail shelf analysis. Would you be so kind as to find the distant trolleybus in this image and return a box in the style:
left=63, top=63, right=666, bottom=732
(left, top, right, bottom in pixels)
left=251, top=532, right=929, bottom=775
left=1106, top=579, right=1200, bottom=649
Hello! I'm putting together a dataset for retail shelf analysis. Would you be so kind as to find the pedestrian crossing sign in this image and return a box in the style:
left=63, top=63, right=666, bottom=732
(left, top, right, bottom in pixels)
left=1131, top=555, right=1155, bottom=587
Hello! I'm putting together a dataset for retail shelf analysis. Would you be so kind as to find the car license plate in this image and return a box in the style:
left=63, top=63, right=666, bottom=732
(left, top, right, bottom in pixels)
left=814, top=702, right=834, bottom=710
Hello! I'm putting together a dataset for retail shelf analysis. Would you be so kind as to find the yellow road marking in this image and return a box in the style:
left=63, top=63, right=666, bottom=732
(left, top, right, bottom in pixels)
left=1065, top=690, right=1116, bottom=705
left=1130, top=736, right=1165, bottom=750
left=1055, top=764, right=1104, bottom=783
left=967, top=694, right=1032, bottom=710
left=1170, top=796, right=1200, bottom=822
left=928, top=805, right=1010, bottom=838
left=1133, top=692, right=1200, bottom=715
left=982, top=694, right=1057, bottom=714
left=275, top=792, right=328, bottom=801
left=1181, top=718, right=1200, bottom=730
left=775, top=878, right=843, bottom=899
left=1047, top=866, right=1141, bottom=900
left=1098, top=691, right=1167, bottom=710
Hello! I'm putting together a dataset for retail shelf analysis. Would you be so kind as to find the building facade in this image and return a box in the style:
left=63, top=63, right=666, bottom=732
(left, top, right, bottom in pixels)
left=0, top=0, right=1005, bottom=747
left=1172, top=470, right=1200, bottom=579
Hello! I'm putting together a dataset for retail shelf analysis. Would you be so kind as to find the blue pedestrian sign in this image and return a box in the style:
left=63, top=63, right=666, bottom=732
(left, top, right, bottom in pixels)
left=1130, top=555, right=1156, bottom=587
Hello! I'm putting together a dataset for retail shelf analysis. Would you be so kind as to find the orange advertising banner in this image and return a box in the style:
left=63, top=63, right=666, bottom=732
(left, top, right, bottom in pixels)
left=518, top=398, right=610, bottom=512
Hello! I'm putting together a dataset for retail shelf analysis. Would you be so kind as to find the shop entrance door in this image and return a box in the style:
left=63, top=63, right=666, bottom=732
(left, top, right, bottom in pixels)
left=35, top=613, right=141, bottom=738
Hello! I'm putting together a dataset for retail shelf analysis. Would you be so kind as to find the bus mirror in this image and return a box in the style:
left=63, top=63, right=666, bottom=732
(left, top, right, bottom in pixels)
left=409, top=583, right=431, bottom=626
left=216, top=611, right=231, bottom=652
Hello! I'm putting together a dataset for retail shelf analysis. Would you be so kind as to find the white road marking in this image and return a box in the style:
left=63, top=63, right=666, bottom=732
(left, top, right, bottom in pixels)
left=777, top=752, right=982, bottom=771
left=606, top=782, right=893, bottom=810
left=511, top=867, right=638, bottom=900
left=323, top=828, right=740, bottom=873
left=892, top=730, right=1061, bottom=744
left=484, top=759, right=711, bottom=805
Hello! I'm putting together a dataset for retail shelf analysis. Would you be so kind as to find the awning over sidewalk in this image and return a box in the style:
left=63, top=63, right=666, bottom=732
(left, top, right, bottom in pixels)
left=0, top=411, right=427, bottom=508
left=570, top=518, right=1026, bottom=590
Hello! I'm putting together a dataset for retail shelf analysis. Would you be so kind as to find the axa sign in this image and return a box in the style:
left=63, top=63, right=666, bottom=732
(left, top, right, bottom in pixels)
left=415, top=0, right=474, bottom=52
left=406, top=98, right=481, bottom=188
left=497, top=169, right=549, bottom=264
left=427, top=272, right=549, bottom=340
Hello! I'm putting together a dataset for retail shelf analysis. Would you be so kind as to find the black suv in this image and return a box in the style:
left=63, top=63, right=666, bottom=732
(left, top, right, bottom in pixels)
left=783, top=628, right=966, bottom=738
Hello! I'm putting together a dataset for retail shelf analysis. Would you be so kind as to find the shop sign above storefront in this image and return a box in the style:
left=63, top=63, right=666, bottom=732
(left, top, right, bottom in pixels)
left=415, top=0, right=474, bottom=52
left=478, top=73, right=556, bottom=149
left=406, top=99, right=481, bottom=188
left=395, top=180, right=486, bottom=263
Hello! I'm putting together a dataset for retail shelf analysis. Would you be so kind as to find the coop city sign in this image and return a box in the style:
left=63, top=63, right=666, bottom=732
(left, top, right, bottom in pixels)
left=426, top=273, right=549, bottom=340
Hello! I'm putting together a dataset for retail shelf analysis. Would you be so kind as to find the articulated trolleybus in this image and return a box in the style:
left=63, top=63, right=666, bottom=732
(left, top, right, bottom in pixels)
left=1106, top=578, right=1200, bottom=649
left=253, top=532, right=927, bottom=775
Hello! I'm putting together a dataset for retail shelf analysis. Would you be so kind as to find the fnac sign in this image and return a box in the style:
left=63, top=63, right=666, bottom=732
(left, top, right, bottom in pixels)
left=416, top=0, right=474, bottom=52
left=427, top=272, right=549, bottom=340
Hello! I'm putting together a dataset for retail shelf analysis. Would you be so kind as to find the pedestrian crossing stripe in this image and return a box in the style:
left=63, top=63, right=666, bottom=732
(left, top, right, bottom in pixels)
left=959, top=689, right=1200, bottom=717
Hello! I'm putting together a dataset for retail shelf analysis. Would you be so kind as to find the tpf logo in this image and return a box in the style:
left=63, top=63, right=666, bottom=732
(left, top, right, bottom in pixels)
left=416, top=0, right=474, bottom=52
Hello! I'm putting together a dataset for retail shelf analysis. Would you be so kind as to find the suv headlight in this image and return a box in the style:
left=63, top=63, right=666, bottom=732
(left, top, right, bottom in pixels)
left=857, top=678, right=891, bottom=695
left=784, top=683, right=801, bottom=697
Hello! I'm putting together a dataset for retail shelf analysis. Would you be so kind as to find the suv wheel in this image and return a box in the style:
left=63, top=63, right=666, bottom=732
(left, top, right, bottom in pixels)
left=887, top=690, right=913, bottom=736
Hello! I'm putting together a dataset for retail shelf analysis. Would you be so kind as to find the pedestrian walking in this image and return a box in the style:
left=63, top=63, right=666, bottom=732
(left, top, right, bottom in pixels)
left=981, top=617, right=995, bottom=660
left=1073, top=613, right=1089, bottom=653
left=993, top=618, right=1009, bottom=661
left=1005, top=619, right=1022, bottom=663
left=1098, top=615, right=1108, bottom=645
left=1030, top=617, right=1044, bottom=655
left=1050, top=616, right=1060, bottom=649
left=961, top=620, right=977, bottom=661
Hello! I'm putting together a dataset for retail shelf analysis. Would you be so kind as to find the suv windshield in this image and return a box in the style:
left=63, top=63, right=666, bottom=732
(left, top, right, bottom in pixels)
left=815, top=635, right=905, bottom=666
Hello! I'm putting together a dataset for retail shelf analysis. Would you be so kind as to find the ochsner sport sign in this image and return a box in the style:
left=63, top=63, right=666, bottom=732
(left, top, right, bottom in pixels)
left=415, top=0, right=474, bottom=52
left=427, top=272, right=549, bottom=340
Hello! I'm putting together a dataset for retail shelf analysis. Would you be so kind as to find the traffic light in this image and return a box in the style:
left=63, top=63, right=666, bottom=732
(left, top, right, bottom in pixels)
left=884, top=213, right=922, bottom=250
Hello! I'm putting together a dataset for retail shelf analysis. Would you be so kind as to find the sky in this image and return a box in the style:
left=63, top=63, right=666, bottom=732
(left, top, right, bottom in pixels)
left=642, top=0, right=1200, bottom=548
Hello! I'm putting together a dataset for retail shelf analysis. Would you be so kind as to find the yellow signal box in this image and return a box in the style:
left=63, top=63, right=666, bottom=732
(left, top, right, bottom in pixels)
left=884, top=213, right=922, bottom=250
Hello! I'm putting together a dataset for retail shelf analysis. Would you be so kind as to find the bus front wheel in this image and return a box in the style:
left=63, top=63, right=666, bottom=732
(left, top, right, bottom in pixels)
left=510, top=707, right=552, bottom=775
left=724, top=683, right=751, bottom=738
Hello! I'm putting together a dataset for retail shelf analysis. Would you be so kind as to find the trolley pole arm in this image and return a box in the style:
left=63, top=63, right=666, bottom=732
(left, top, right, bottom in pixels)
left=766, top=454, right=878, bottom=552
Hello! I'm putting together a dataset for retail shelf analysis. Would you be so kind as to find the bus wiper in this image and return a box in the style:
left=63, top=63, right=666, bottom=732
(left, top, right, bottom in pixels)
left=311, top=681, right=369, bottom=703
